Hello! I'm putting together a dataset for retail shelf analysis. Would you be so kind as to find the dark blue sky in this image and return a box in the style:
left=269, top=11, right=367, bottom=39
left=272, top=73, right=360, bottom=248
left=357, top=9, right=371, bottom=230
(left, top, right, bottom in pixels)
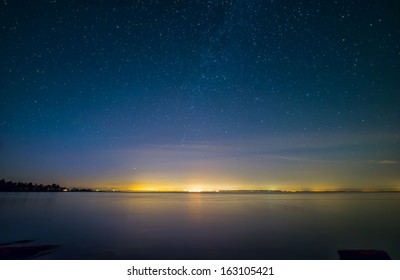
left=1, top=0, right=399, bottom=191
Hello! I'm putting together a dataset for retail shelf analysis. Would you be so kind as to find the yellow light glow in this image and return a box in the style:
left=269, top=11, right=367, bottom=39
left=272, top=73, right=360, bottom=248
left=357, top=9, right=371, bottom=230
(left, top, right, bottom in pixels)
left=82, top=176, right=398, bottom=192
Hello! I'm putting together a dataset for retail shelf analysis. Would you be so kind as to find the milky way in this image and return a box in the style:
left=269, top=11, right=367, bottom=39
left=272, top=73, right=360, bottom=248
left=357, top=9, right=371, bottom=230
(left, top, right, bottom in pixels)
left=1, top=1, right=399, bottom=190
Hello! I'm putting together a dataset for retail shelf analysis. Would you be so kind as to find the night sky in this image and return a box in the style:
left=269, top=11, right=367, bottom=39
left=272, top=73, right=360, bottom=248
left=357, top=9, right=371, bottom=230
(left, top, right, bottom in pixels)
left=1, top=0, right=399, bottom=191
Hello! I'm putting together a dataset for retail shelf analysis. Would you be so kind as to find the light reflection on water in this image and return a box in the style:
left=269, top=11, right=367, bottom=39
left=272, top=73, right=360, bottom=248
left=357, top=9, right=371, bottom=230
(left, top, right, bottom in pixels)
left=0, top=192, right=399, bottom=259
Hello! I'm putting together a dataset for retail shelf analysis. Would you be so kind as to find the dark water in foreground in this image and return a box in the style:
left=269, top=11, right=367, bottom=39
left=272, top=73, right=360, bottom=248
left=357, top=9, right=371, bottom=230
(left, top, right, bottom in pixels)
left=1, top=192, right=399, bottom=259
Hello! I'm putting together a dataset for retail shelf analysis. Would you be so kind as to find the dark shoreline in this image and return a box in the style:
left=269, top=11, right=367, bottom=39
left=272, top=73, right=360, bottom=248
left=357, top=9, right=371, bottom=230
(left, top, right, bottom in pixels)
left=2, top=179, right=399, bottom=194
left=1, top=190, right=400, bottom=194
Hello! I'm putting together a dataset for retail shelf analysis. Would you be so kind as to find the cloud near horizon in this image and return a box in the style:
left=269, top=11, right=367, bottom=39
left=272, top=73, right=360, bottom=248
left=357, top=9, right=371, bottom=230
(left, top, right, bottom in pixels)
left=1, top=131, right=399, bottom=191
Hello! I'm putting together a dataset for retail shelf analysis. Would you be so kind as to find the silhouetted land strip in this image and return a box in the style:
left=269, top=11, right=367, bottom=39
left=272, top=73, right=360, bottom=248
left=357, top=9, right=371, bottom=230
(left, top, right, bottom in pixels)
left=1, top=179, right=399, bottom=193
left=338, top=250, right=391, bottom=260
left=0, top=179, right=92, bottom=192
left=0, top=240, right=58, bottom=260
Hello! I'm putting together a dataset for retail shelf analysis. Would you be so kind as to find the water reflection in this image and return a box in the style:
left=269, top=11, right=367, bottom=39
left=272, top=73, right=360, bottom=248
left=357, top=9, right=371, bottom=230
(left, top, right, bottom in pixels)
left=0, top=193, right=399, bottom=259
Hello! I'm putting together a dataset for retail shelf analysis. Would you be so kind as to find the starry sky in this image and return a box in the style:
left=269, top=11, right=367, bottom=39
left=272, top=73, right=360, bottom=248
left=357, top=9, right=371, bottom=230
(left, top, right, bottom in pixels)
left=1, top=0, right=399, bottom=191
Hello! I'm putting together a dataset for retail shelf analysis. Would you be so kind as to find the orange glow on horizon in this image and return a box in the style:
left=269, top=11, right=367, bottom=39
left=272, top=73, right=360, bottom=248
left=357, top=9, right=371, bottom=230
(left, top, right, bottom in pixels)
left=80, top=178, right=400, bottom=193
left=116, top=181, right=345, bottom=192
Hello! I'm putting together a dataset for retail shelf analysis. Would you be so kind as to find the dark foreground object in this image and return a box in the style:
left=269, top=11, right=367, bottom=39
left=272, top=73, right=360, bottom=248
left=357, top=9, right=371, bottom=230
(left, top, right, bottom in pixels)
left=338, top=250, right=391, bottom=260
left=0, top=240, right=58, bottom=259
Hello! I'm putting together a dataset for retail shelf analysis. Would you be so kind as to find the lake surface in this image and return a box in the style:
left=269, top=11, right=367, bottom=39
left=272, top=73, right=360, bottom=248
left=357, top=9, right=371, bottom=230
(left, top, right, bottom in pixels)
left=1, top=192, right=399, bottom=259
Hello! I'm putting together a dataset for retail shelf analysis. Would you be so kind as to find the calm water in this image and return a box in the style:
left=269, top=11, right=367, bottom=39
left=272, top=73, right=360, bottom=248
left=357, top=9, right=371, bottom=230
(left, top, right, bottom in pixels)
left=1, top=192, right=399, bottom=259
